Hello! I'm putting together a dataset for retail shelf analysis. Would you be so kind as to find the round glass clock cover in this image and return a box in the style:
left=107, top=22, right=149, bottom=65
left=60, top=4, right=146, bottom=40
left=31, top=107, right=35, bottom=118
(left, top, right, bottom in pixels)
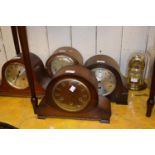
left=5, top=63, right=29, bottom=89
left=52, top=78, right=91, bottom=112
left=92, top=68, right=116, bottom=96
left=51, top=55, right=74, bottom=75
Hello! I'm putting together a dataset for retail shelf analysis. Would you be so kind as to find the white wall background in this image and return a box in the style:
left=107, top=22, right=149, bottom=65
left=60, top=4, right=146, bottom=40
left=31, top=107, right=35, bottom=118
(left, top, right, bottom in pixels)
left=1, top=26, right=155, bottom=80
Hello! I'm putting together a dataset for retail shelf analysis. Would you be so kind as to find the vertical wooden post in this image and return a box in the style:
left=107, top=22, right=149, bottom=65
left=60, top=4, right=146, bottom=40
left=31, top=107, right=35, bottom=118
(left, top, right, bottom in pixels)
left=146, top=59, right=155, bottom=117
left=11, top=26, right=21, bottom=55
left=17, top=26, right=38, bottom=113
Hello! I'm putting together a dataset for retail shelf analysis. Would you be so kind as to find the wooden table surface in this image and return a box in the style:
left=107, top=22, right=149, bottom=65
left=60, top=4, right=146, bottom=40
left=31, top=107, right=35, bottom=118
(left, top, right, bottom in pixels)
left=0, top=88, right=154, bottom=129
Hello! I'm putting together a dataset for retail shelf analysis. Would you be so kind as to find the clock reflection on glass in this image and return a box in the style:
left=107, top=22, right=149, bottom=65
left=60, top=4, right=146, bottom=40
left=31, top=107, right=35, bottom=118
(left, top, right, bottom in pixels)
left=92, top=68, right=116, bottom=96
left=5, top=62, right=29, bottom=89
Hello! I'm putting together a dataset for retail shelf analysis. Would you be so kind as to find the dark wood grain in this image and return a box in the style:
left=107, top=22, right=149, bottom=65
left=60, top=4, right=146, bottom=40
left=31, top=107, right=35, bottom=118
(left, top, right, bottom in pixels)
left=11, top=26, right=20, bottom=55
left=146, top=59, right=155, bottom=117
left=17, top=26, right=38, bottom=112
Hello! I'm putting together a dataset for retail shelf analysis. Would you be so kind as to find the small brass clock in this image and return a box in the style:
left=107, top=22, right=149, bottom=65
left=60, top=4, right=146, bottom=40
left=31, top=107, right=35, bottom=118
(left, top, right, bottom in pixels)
left=46, top=47, right=83, bottom=77
left=85, top=55, right=128, bottom=104
left=127, top=53, right=147, bottom=90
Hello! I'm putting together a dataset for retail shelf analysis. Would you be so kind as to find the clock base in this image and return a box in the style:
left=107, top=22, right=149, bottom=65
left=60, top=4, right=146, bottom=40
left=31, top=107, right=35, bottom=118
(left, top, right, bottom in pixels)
left=36, top=96, right=111, bottom=123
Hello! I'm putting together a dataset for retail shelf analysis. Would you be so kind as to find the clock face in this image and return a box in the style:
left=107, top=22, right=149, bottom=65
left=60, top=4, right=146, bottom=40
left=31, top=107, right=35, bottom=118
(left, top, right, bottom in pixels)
left=51, top=55, right=74, bottom=75
left=5, top=62, right=29, bottom=89
left=52, top=78, right=91, bottom=112
left=92, top=68, right=116, bottom=96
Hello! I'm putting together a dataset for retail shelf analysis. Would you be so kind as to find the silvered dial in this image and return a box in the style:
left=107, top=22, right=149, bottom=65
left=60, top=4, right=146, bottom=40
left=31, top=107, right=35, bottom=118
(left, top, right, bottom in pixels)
left=51, top=55, right=74, bottom=75
left=5, top=63, right=29, bottom=89
left=92, top=68, right=116, bottom=96
left=52, top=79, right=90, bottom=112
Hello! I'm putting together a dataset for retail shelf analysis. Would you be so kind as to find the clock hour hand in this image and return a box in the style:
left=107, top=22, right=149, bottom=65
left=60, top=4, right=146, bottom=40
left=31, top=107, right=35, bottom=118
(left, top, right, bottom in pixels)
left=12, top=68, right=26, bottom=84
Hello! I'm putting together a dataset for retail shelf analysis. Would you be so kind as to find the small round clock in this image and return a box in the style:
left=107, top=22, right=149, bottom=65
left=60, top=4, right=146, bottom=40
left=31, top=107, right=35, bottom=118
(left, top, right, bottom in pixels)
left=0, top=53, right=50, bottom=97
left=36, top=65, right=111, bottom=123
left=46, top=47, right=83, bottom=77
left=85, top=55, right=128, bottom=104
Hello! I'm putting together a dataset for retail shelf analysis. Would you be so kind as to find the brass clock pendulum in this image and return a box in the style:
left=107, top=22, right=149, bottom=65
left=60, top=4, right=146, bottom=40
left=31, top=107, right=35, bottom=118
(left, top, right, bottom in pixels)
left=18, top=26, right=111, bottom=123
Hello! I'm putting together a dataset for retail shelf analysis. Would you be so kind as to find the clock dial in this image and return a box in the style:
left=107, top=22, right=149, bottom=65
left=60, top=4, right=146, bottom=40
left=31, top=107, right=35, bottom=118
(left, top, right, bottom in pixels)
left=92, top=68, right=116, bottom=96
left=51, top=55, right=74, bottom=75
left=5, top=63, right=29, bottom=89
left=52, top=78, right=90, bottom=112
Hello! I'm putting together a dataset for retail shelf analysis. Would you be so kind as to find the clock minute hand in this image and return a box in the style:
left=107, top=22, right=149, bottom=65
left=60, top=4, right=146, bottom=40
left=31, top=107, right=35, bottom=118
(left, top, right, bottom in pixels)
left=12, top=69, right=26, bottom=84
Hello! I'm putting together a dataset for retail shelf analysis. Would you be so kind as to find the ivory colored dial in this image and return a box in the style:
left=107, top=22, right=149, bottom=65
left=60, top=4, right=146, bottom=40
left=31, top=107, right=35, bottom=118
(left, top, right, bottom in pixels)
left=51, top=55, right=74, bottom=75
left=52, top=78, right=90, bottom=112
left=5, top=63, right=29, bottom=89
left=92, top=68, right=116, bottom=96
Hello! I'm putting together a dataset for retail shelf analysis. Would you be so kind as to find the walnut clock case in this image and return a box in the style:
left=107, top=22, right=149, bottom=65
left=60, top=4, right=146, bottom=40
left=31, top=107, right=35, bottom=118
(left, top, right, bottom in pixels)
left=85, top=55, right=128, bottom=104
left=36, top=65, right=111, bottom=123
left=0, top=53, right=50, bottom=97
left=46, top=47, right=83, bottom=77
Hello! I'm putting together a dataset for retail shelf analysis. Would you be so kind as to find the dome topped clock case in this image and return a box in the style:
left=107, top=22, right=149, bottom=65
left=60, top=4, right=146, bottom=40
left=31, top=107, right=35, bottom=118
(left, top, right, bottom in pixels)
left=46, top=47, right=83, bottom=77
left=36, top=65, right=111, bottom=123
left=0, top=53, right=50, bottom=97
left=85, top=55, right=128, bottom=104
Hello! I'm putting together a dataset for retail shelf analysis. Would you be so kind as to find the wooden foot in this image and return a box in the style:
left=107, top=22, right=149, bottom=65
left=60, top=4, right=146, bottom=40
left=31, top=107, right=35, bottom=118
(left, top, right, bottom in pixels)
left=146, top=98, right=154, bottom=117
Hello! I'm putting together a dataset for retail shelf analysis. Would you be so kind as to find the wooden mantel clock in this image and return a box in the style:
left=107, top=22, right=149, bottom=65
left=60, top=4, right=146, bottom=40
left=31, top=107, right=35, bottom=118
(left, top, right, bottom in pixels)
left=0, top=27, right=50, bottom=97
left=46, top=46, right=83, bottom=77
left=17, top=27, right=111, bottom=123
left=146, top=59, right=155, bottom=117
left=85, top=55, right=128, bottom=104
left=0, top=53, right=50, bottom=97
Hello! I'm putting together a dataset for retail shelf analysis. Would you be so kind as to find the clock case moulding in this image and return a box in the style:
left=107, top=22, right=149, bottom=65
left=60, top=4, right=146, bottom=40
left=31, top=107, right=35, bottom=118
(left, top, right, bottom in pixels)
left=85, top=55, right=128, bottom=105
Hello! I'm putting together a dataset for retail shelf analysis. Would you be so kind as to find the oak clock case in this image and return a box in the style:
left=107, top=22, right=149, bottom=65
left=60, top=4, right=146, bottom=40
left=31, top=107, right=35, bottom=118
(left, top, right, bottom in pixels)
left=85, top=55, right=128, bottom=104
left=46, top=47, right=83, bottom=77
left=36, top=65, right=111, bottom=123
left=0, top=53, right=50, bottom=97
